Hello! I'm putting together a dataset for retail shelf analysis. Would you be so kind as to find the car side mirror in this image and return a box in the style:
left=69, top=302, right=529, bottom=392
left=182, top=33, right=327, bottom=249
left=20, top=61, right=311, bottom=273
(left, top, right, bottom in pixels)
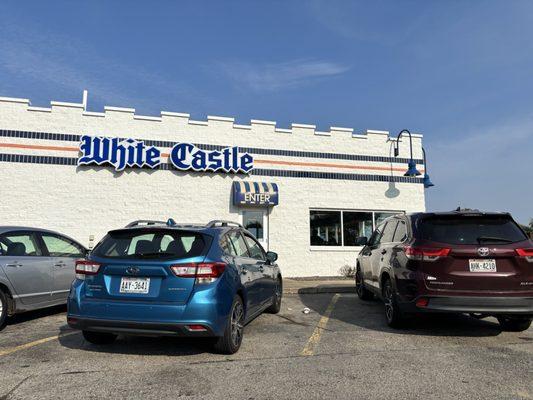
left=266, top=251, right=278, bottom=263
left=355, top=236, right=368, bottom=246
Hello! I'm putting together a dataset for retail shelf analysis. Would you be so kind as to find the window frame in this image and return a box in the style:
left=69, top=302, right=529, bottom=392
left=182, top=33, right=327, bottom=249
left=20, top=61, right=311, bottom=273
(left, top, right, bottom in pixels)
left=309, top=208, right=405, bottom=251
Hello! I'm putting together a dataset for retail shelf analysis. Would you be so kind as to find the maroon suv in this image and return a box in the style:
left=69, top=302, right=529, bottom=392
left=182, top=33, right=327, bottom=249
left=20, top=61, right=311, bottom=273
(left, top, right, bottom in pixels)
left=355, top=210, right=533, bottom=331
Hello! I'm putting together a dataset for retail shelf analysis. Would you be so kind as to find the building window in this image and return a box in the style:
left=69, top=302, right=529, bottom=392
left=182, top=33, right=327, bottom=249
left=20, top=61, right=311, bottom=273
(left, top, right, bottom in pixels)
left=310, top=211, right=342, bottom=246
left=309, top=209, right=403, bottom=247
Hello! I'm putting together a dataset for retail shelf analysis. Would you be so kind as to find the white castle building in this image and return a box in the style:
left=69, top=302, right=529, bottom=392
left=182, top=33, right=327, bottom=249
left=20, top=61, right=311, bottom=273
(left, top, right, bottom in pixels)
left=0, top=91, right=426, bottom=277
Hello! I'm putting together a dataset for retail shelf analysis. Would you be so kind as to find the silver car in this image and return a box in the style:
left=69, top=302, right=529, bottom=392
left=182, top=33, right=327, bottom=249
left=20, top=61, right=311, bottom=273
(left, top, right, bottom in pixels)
left=0, top=227, right=87, bottom=330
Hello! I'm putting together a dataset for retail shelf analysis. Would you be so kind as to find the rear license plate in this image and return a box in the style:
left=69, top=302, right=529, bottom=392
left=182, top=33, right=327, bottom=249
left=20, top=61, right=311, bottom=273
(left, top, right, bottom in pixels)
left=469, top=259, right=497, bottom=272
left=119, top=277, right=150, bottom=294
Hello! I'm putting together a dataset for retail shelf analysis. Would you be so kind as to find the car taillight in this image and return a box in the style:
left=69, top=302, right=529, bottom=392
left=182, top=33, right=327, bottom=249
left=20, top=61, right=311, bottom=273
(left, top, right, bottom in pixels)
left=516, top=248, right=533, bottom=262
left=170, top=262, right=226, bottom=283
left=75, top=260, right=102, bottom=279
left=404, top=246, right=451, bottom=262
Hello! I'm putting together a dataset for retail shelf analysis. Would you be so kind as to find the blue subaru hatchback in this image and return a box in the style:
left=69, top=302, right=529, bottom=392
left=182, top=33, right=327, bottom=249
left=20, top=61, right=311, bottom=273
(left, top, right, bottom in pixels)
left=67, top=219, right=282, bottom=354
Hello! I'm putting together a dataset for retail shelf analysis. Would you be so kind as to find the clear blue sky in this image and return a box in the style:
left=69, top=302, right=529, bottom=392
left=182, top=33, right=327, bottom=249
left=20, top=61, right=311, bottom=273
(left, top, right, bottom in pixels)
left=1, top=1, right=532, bottom=224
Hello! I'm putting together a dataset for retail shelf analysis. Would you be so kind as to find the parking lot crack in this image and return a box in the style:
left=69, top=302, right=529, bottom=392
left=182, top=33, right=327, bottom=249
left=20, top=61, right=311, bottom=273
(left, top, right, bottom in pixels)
left=0, top=375, right=31, bottom=400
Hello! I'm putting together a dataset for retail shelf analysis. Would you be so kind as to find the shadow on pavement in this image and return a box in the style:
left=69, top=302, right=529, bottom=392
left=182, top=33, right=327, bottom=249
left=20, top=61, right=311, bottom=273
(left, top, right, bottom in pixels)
left=5, top=304, right=66, bottom=327
left=298, top=292, right=504, bottom=337
left=58, top=325, right=215, bottom=356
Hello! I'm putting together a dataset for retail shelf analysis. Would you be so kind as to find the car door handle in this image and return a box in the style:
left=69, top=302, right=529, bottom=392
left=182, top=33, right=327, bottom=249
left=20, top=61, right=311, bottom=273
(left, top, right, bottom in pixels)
left=6, top=262, right=22, bottom=268
left=55, top=261, right=67, bottom=267
left=381, top=249, right=387, bottom=254
left=258, top=265, right=264, bottom=272
left=241, top=268, right=247, bottom=275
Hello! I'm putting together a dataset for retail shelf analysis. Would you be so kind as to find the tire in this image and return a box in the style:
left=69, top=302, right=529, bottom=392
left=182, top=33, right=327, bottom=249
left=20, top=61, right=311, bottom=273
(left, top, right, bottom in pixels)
left=213, top=295, right=245, bottom=354
left=0, top=290, right=8, bottom=331
left=355, top=266, right=373, bottom=301
left=497, top=316, right=532, bottom=332
left=82, top=330, right=117, bottom=345
left=382, top=278, right=405, bottom=328
left=266, top=278, right=282, bottom=314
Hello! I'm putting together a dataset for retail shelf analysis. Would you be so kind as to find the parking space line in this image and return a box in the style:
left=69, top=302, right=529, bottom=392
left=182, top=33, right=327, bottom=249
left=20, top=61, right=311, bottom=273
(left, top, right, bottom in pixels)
left=0, top=331, right=79, bottom=357
left=300, top=294, right=340, bottom=356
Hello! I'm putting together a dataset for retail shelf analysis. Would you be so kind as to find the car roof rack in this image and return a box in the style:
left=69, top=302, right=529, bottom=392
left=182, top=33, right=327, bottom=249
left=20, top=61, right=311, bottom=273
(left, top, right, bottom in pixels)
left=125, top=220, right=166, bottom=228
left=206, top=220, right=243, bottom=228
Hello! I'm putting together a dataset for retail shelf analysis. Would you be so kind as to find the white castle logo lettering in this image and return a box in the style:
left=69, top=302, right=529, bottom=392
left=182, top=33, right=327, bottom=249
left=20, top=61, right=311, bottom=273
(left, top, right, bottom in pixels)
left=78, top=135, right=161, bottom=171
left=77, top=135, right=254, bottom=174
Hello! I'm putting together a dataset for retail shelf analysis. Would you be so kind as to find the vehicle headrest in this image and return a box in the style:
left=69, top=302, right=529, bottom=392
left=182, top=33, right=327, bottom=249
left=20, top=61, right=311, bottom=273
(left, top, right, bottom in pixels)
left=165, top=240, right=186, bottom=258
left=7, top=242, right=26, bottom=256
left=135, top=240, right=155, bottom=255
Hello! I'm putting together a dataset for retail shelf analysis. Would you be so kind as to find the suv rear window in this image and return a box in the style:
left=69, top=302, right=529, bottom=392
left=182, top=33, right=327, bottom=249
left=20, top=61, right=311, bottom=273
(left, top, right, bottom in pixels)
left=92, top=229, right=211, bottom=260
left=417, top=216, right=527, bottom=245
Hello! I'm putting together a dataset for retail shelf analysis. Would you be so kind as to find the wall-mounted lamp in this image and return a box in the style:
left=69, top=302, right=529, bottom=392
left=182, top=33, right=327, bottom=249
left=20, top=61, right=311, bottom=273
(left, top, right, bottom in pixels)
left=422, top=147, right=434, bottom=188
left=393, top=129, right=421, bottom=177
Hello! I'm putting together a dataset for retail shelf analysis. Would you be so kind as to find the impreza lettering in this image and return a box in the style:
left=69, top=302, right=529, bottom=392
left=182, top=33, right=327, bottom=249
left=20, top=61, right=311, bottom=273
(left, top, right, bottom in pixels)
left=170, top=143, right=253, bottom=173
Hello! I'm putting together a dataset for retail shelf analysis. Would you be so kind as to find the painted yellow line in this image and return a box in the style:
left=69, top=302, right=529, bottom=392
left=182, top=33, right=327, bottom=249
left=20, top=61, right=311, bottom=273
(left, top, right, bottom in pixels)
left=300, top=294, right=340, bottom=356
left=0, top=331, right=79, bottom=357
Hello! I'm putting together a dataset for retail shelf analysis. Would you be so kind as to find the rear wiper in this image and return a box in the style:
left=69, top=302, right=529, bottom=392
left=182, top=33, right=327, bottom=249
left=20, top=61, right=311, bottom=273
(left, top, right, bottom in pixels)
left=476, top=236, right=513, bottom=243
left=135, top=252, right=174, bottom=258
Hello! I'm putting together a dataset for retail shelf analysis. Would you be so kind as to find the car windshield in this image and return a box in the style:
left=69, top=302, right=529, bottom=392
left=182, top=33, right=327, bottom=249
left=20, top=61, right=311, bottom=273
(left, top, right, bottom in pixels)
left=92, top=229, right=211, bottom=260
left=417, top=215, right=527, bottom=245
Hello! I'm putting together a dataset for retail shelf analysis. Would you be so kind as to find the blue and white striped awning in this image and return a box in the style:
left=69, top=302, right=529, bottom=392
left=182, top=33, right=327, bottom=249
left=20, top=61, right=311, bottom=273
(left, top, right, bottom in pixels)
left=233, top=181, right=279, bottom=206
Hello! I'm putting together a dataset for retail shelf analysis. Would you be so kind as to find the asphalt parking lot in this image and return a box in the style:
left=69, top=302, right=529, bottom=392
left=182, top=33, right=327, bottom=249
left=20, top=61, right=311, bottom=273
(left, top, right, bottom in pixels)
left=0, top=293, right=532, bottom=400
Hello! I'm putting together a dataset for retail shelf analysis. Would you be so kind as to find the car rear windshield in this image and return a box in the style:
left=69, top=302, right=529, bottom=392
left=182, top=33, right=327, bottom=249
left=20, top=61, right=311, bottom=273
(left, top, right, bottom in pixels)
left=92, top=229, right=211, bottom=260
left=417, top=215, right=527, bottom=245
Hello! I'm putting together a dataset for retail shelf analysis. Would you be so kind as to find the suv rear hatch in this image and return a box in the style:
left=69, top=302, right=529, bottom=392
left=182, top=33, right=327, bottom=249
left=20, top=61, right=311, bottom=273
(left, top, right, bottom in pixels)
left=413, top=214, right=533, bottom=293
left=81, top=228, right=213, bottom=303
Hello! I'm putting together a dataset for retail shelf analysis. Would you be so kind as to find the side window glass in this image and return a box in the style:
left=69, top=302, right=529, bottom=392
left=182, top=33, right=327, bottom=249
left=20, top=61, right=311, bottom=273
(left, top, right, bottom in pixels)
left=243, top=234, right=266, bottom=261
left=42, top=235, right=84, bottom=257
left=381, top=220, right=398, bottom=243
left=228, top=232, right=250, bottom=258
left=393, top=220, right=408, bottom=243
left=0, top=239, right=7, bottom=255
left=368, top=223, right=386, bottom=247
left=220, top=234, right=236, bottom=256
left=0, top=232, right=42, bottom=256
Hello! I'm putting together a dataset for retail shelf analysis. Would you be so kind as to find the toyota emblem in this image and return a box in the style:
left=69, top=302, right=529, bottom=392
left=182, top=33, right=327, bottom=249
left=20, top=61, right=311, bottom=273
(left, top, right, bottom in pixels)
left=126, top=266, right=140, bottom=275
left=477, top=247, right=490, bottom=257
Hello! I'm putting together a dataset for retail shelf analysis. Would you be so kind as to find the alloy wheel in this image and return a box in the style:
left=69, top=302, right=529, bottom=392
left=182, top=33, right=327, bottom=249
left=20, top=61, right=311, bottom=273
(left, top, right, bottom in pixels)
left=230, top=301, right=244, bottom=347
left=355, top=269, right=363, bottom=296
left=274, top=280, right=282, bottom=307
left=384, top=283, right=394, bottom=322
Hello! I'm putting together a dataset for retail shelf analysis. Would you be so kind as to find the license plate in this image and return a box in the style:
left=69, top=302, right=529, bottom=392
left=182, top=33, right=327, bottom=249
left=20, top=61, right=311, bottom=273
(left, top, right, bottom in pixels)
left=119, top=277, right=150, bottom=294
left=469, top=259, right=497, bottom=272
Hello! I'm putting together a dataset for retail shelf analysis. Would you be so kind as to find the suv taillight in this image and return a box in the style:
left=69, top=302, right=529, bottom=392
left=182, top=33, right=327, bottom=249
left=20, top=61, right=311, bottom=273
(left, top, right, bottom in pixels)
left=404, top=246, right=451, bottom=262
left=170, top=262, right=226, bottom=283
left=516, top=248, right=533, bottom=263
left=75, top=260, right=102, bottom=279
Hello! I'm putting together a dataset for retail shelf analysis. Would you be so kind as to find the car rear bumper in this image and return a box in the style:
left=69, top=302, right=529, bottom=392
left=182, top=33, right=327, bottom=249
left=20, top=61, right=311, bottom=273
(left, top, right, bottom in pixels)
left=67, top=316, right=217, bottom=337
left=402, top=296, right=533, bottom=316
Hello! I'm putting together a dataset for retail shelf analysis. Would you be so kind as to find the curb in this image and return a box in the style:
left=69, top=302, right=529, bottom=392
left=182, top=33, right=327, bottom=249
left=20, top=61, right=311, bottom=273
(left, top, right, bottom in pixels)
left=283, top=286, right=355, bottom=295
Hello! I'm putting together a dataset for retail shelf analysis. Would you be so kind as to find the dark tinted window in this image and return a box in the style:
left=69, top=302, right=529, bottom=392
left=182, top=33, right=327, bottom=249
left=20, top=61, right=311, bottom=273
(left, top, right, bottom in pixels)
left=418, top=216, right=527, bottom=245
left=343, top=212, right=373, bottom=245
left=93, top=229, right=209, bottom=260
left=368, top=223, right=386, bottom=247
left=310, top=211, right=341, bottom=246
left=381, top=220, right=398, bottom=243
left=393, top=220, right=408, bottom=242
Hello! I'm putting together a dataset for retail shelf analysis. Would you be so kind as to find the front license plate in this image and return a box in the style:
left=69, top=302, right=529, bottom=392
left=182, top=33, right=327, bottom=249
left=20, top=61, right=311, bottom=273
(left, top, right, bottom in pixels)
left=119, top=277, right=150, bottom=294
left=469, top=259, right=497, bottom=272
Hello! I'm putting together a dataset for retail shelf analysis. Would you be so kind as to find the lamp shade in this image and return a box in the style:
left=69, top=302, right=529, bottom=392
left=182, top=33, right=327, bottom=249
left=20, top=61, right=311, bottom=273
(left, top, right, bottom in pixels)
left=404, top=159, right=422, bottom=177
left=423, top=173, right=434, bottom=188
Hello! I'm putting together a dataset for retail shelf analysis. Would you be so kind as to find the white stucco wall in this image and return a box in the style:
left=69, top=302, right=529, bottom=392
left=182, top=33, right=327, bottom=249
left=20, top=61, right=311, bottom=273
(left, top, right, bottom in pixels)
left=0, top=95, right=426, bottom=277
